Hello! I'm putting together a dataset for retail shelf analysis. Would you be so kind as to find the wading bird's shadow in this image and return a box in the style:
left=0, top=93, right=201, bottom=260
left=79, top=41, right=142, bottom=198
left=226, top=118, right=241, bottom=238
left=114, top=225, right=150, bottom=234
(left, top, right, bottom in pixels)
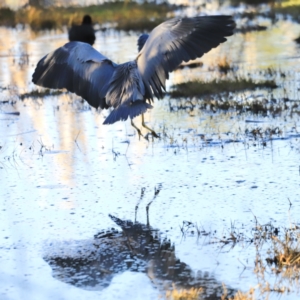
left=43, top=187, right=235, bottom=298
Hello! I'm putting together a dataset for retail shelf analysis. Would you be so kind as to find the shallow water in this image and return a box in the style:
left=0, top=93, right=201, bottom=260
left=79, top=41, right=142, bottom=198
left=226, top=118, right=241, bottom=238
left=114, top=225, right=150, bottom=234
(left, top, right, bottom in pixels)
left=1, top=10, right=300, bottom=300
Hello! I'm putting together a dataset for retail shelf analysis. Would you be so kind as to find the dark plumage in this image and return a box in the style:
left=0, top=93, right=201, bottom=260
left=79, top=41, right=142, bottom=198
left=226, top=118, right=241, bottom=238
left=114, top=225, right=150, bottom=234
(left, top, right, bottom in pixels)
left=68, top=15, right=96, bottom=46
left=137, top=33, right=149, bottom=52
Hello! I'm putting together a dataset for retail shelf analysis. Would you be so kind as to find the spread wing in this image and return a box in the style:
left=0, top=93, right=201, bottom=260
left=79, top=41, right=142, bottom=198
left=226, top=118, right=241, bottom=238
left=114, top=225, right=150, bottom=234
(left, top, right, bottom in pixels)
left=137, top=15, right=235, bottom=99
left=32, top=42, right=117, bottom=109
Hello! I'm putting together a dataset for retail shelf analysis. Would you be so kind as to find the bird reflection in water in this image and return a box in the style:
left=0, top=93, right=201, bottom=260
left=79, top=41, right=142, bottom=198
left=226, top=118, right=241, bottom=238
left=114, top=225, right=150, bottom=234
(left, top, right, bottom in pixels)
left=44, top=187, right=235, bottom=298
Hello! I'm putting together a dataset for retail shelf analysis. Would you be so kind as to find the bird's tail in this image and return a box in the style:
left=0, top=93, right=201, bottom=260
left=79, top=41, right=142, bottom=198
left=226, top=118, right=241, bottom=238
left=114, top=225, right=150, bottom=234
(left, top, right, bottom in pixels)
left=103, top=101, right=152, bottom=124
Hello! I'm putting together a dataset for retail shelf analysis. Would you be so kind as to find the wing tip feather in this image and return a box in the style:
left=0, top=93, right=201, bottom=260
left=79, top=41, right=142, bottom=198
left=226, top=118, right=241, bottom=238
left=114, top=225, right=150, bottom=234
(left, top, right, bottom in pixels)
left=103, top=101, right=153, bottom=125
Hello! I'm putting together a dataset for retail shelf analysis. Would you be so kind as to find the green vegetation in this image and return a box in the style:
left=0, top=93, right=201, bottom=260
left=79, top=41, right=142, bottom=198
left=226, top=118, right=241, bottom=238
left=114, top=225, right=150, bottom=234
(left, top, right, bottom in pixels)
left=0, top=7, right=15, bottom=26
left=170, top=78, right=277, bottom=99
left=274, top=5, right=300, bottom=22
left=0, top=2, right=176, bottom=31
left=230, top=0, right=300, bottom=23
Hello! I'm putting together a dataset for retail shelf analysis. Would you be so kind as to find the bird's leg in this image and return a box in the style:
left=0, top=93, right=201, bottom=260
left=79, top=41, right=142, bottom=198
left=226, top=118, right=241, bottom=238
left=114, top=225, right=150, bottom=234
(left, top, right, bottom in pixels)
left=146, top=185, right=162, bottom=227
left=135, top=187, right=146, bottom=223
left=141, top=114, right=159, bottom=138
left=131, top=119, right=143, bottom=139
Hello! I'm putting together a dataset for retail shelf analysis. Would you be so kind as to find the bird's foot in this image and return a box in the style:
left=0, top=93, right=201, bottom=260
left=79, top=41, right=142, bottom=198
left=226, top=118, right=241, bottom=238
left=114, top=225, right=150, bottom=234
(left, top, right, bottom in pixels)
left=136, top=128, right=144, bottom=140
left=131, top=120, right=144, bottom=140
left=141, top=114, right=160, bottom=139
left=144, top=131, right=160, bottom=141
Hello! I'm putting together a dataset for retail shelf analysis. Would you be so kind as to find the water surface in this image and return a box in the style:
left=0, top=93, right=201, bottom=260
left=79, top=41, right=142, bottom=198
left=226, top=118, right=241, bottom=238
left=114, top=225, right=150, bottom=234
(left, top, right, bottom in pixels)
left=1, top=12, right=300, bottom=300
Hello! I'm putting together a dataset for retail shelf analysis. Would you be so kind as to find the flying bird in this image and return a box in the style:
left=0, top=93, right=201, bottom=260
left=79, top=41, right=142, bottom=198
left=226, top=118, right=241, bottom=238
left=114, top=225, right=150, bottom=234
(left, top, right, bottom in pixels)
left=68, top=15, right=96, bottom=46
left=32, top=15, right=235, bottom=138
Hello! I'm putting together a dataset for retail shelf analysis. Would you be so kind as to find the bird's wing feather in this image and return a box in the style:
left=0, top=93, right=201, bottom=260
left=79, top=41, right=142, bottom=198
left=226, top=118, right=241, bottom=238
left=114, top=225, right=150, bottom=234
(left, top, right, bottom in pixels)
left=102, top=61, right=151, bottom=124
left=32, top=42, right=116, bottom=109
left=137, top=16, right=235, bottom=99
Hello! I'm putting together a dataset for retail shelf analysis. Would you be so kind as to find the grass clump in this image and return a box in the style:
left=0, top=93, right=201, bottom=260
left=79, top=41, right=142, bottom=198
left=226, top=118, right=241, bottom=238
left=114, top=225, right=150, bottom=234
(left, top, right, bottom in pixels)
left=0, top=2, right=175, bottom=31
left=251, top=217, right=300, bottom=295
left=267, top=227, right=300, bottom=272
left=166, top=286, right=203, bottom=300
left=19, top=89, right=64, bottom=100
left=222, top=284, right=256, bottom=300
left=169, top=93, right=300, bottom=118
left=170, top=78, right=277, bottom=99
left=217, top=57, right=235, bottom=74
left=0, top=7, right=15, bottom=26
left=230, top=0, right=275, bottom=6
left=272, top=2, right=300, bottom=23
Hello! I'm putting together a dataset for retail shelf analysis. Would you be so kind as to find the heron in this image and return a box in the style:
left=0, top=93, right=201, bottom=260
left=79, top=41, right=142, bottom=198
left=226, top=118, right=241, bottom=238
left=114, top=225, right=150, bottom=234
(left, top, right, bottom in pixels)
left=68, top=15, right=96, bottom=46
left=32, top=15, right=235, bottom=138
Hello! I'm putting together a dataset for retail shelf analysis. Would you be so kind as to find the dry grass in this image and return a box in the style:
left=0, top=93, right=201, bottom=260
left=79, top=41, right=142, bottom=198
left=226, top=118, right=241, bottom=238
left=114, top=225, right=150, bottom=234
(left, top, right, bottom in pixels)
left=217, top=57, right=234, bottom=74
left=176, top=216, right=300, bottom=299
left=272, top=234, right=300, bottom=267
left=267, top=227, right=300, bottom=283
left=165, top=284, right=257, bottom=300
left=221, top=284, right=256, bottom=300
left=165, top=286, right=203, bottom=300
left=251, top=218, right=300, bottom=296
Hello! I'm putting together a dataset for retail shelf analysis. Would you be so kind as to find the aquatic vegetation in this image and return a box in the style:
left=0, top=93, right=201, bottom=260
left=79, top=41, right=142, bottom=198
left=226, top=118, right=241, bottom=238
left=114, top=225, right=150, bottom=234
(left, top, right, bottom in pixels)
left=182, top=215, right=300, bottom=299
left=266, top=225, right=300, bottom=281
left=0, top=7, right=15, bottom=27
left=0, top=3, right=175, bottom=31
left=221, top=285, right=256, bottom=300
left=273, top=2, right=300, bottom=22
left=230, top=0, right=274, bottom=6
left=245, top=126, right=283, bottom=141
left=235, top=25, right=268, bottom=34
left=216, top=57, right=235, bottom=74
left=249, top=221, right=300, bottom=296
left=170, top=78, right=277, bottom=99
left=167, top=65, right=300, bottom=120
left=19, top=89, right=65, bottom=100
left=178, top=61, right=204, bottom=70
left=176, top=216, right=300, bottom=299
